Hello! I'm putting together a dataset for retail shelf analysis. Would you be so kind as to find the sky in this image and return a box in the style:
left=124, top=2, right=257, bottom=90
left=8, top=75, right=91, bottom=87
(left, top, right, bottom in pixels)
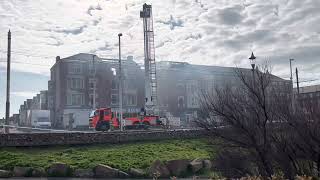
left=0, top=0, right=320, bottom=117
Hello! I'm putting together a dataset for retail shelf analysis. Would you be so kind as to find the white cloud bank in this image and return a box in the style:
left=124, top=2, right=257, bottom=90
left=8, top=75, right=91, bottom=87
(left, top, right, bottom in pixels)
left=0, top=0, right=319, bottom=82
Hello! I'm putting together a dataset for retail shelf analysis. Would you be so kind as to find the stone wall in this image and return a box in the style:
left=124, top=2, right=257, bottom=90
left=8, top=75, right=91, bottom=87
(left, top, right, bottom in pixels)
left=0, top=129, right=206, bottom=147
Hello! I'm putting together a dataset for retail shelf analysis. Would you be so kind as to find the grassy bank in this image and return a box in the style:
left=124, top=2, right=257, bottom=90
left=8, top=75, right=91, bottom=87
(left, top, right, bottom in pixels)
left=0, top=139, right=215, bottom=171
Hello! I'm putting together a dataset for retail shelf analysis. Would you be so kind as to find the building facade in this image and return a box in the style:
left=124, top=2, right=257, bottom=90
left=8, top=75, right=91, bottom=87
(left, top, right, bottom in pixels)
left=48, top=53, right=144, bottom=128
left=16, top=53, right=291, bottom=129
left=156, top=61, right=292, bottom=126
left=294, top=85, right=320, bottom=109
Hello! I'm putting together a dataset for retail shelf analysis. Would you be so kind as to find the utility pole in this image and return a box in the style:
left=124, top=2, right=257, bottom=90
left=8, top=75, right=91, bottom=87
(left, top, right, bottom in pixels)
left=118, top=33, right=123, bottom=131
left=296, top=68, right=300, bottom=94
left=5, top=30, right=11, bottom=134
left=289, top=59, right=294, bottom=87
left=92, top=55, right=96, bottom=109
left=289, top=59, right=295, bottom=112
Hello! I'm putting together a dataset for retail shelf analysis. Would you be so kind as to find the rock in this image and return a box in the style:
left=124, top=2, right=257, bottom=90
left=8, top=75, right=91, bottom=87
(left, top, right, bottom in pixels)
left=32, top=168, right=46, bottom=177
left=47, top=162, right=72, bottom=177
left=0, top=170, right=12, bottom=178
left=73, top=168, right=94, bottom=178
left=203, top=160, right=212, bottom=170
left=129, top=168, right=145, bottom=177
left=93, top=164, right=129, bottom=178
left=118, top=170, right=130, bottom=178
left=189, top=159, right=203, bottom=173
left=148, top=160, right=170, bottom=178
left=13, top=167, right=33, bottom=177
left=166, top=159, right=190, bottom=176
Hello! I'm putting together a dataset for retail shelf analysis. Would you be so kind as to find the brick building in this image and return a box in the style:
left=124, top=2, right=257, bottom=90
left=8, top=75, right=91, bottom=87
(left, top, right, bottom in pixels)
left=48, top=53, right=144, bottom=128
left=156, top=61, right=292, bottom=126
left=294, top=85, right=320, bottom=109
left=17, top=53, right=291, bottom=129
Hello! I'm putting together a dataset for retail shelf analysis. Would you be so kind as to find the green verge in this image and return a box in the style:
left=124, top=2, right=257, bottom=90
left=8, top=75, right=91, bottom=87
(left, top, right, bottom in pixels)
left=0, top=138, right=215, bottom=171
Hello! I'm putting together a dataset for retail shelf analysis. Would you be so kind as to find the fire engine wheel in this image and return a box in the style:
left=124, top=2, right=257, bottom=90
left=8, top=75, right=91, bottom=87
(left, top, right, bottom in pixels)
left=143, top=122, right=150, bottom=130
left=132, top=122, right=140, bottom=129
left=95, top=121, right=110, bottom=131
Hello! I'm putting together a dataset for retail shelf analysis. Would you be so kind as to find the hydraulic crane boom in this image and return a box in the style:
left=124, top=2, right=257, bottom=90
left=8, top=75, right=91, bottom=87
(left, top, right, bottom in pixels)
left=140, top=4, right=157, bottom=115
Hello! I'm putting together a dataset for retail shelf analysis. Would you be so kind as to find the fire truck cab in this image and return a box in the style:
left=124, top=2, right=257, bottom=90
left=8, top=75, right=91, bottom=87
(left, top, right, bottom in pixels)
left=89, top=108, right=161, bottom=131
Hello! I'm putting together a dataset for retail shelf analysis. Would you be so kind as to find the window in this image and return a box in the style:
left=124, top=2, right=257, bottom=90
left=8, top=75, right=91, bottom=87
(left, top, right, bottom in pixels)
left=89, top=64, right=95, bottom=74
left=68, top=64, right=82, bottom=74
left=176, top=83, right=184, bottom=90
left=89, top=94, right=94, bottom=106
left=126, top=94, right=137, bottom=106
left=178, top=96, right=184, bottom=108
left=67, top=94, right=84, bottom=106
left=89, top=79, right=96, bottom=89
left=111, top=94, right=118, bottom=105
left=67, top=78, right=84, bottom=89
left=111, top=80, right=118, bottom=90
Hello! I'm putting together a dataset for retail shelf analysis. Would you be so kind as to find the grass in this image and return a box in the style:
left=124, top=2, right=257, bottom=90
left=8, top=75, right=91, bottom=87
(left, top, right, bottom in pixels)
left=0, top=139, right=215, bottom=171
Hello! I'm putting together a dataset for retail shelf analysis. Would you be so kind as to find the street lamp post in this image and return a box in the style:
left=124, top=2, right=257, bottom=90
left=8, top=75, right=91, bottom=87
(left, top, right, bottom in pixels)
left=249, top=52, right=256, bottom=86
left=118, top=33, right=123, bottom=132
left=92, top=55, right=96, bottom=110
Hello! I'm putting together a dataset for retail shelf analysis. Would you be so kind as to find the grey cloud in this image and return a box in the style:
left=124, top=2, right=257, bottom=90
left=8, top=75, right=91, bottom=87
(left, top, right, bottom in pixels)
left=92, top=18, right=102, bottom=26
left=270, top=45, right=320, bottom=66
left=157, top=15, right=183, bottom=30
left=185, top=33, right=202, bottom=40
left=96, top=42, right=113, bottom=52
left=156, top=39, right=173, bottom=48
left=46, top=36, right=63, bottom=46
left=52, top=25, right=87, bottom=35
left=217, top=29, right=274, bottom=50
left=217, top=6, right=244, bottom=25
left=87, top=4, right=102, bottom=16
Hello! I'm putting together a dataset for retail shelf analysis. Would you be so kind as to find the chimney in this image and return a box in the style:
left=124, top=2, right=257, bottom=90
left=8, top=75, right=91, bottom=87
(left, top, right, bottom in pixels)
left=56, top=56, right=60, bottom=63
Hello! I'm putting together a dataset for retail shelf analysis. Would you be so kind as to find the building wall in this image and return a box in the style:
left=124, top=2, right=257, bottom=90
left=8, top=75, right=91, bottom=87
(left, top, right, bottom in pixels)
left=49, top=54, right=145, bottom=129
left=156, top=61, right=291, bottom=126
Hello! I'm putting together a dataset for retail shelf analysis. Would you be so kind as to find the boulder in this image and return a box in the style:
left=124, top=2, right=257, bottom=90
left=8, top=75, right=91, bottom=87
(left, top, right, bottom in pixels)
left=129, top=168, right=145, bottom=177
left=148, top=160, right=170, bottom=178
left=73, top=168, right=94, bottom=178
left=32, top=168, right=46, bottom=177
left=202, top=160, right=212, bottom=170
left=166, top=159, right=190, bottom=176
left=47, top=162, right=72, bottom=177
left=189, top=159, right=203, bottom=173
left=94, top=164, right=129, bottom=178
left=0, top=170, right=11, bottom=178
left=13, top=167, right=33, bottom=177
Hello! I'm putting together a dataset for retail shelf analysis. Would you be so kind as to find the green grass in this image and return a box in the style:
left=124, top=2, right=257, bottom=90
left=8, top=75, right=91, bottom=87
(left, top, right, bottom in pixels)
left=0, top=139, right=215, bottom=171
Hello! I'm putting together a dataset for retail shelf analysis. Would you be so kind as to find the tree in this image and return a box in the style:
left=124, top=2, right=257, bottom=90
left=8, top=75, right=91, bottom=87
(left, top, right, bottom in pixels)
left=195, top=65, right=320, bottom=178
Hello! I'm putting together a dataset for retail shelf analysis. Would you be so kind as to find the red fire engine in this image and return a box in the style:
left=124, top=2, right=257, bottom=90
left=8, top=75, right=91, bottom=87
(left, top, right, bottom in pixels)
left=89, top=108, right=161, bottom=131
left=89, top=4, right=161, bottom=131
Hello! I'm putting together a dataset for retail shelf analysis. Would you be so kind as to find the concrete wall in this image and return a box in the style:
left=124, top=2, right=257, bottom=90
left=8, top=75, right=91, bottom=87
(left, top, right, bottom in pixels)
left=0, top=129, right=206, bottom=147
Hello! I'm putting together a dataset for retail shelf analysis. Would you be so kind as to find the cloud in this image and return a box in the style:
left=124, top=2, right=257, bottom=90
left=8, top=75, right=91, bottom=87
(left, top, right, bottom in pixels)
left=157, top=15, right=184, bottom=30
left=217, top=6, right=245, bottom=25
left=52, top=25, right=87, bottom=35
left=87, top=4, right=102, bottom=16
left=0, top=0, right=320, bottom=116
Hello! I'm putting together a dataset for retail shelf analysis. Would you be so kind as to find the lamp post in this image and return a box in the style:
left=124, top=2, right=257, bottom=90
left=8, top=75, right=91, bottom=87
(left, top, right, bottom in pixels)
left=249, top=52, right=256, bottom=71
left=118, top=33, right=123, bottom=132
left=92, top=55, right=96, bottom=110
left=249, top=52, right=256, bottom=87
